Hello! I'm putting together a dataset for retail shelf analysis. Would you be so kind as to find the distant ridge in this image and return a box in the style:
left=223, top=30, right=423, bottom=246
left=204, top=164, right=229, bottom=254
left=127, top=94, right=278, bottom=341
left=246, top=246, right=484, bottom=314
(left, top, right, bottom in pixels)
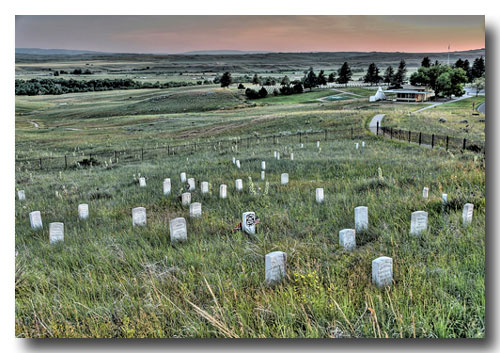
left=180, top=50, right=274, bottom=55
left=16, top=48, right=109, bottom=55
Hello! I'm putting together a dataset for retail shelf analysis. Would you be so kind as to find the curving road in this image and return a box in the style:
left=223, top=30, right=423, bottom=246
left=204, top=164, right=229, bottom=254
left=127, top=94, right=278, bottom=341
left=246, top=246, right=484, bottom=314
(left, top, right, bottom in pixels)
left=477, top=102, right=485, bottom=114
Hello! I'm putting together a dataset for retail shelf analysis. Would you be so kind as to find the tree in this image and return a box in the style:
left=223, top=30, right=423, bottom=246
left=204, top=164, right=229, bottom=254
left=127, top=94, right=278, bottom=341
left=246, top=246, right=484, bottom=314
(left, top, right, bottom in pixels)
left=258, top=86, right=268, bottom=98
left=328, top=72, right=336, bottom=83
left=383, top=66, right=394, bottom=84
left=336, top=62, right=352, bottom=86
left=245, top=88, right=260, bottom=99
left=472, top=76, right=485, bottom=96
left=53, top=71, right=59, bottom=77
left=471, top=56, right=485, bottom=80
left=390, top=59, right=407, bottom=88
left=463, top=59, right=472, bottom=82
left=317, top=70, right=327, bottom=86
left=303, top=68, right=318, bottom=91
left=281, top=75, right=290, bottom=87
left=364, top=63, right=382, bottom=85
left=421, top=57, right=431, bottom=68
left=410, top=64, right=467, bottom=97
left=220, top=72, right=232, bottom=88
left=292, top=82, right=303, bottom=94
left=237, top=83, right=245, bottom=89
left=252, top=74, right=260, bottom=85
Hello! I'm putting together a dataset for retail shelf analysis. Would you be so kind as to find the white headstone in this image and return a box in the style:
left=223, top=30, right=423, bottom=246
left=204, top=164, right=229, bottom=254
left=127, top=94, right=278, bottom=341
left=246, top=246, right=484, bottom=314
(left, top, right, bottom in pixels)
left=290, top=153, right=294, bottom=161
left=201, top=181, right=209, bottom=194
left=316, top=188, right=324, bottom=203
left=242, top=211, right=256, bottom=235
left=49, top=222, right=64, bottom=244
left=261, top=161, right=266, bottom=170
left=265, top=251, right=287, bottom=286
left=355, top=143, right=359, bottom=150
left=281, top=173, right=289, bottom=185
left=410, top=211, right=428, bottom=236
left=182, top=192, right=191, bottom=206
left=132, top=207, right=146, bottom=226
left=29, top=211, right=43, bottom=230
left=220, top=184, right=227, bottom=199
left=189, top=202, right=202, bottom=218
left=163, top=178, right=171, bottom=195
left=362, top=141, right=365, bottom=148
left=339, top=229, right=356, bottom=251
left=180, top=172, right=187, bottom=183
left=274, top=151, right=277, bottom=158
left=261, top=171, right=265, bottom=181
left=236, top=160, right=241, bottom=169
left=442, top=194, right=448, bottom=205
left=169, top=217, right=187, bottom=243
left=423, top=187, right=429, bottom=199
left=188, top=178, right=195, bottom=191
left=235, top=179, right=243, bottom=192
left=18, top=190, right=26, bottom=201
left=462, top=203, right=474, bottom=226
left=277, top=153, right=280, bottom=160
left=232, top=157, right=236, bottom=164
left=139, top=177, right=146, bottom=187
left=354, top=206, right=368, bottom=232
left=317, top=141, right=320, bottom=148
left=372, top=256, right=393, bottom=289
left=300, top=143, right=304, bottom=148
left=78, top=204, right=89, bottom=220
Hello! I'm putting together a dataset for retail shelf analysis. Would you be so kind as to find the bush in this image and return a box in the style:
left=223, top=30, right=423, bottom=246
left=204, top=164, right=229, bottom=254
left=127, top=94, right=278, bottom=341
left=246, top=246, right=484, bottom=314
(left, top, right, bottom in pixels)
left=238, top=83, right=245, bottom=89
left=245, top=88, right=260, bottom=99
left=259, top=87, right=268, bottom=98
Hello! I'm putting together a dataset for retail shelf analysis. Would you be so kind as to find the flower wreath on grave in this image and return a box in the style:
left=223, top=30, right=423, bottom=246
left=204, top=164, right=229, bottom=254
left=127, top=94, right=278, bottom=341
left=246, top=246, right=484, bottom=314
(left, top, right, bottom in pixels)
left=232, top=217, right=260, bottom=232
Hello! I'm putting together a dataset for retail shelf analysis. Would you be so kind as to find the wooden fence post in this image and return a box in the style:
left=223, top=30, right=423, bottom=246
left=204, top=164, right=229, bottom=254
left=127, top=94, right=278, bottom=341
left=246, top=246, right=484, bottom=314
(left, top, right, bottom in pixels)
left=462, top=138, right=467, bottom=152
left=39, top=158, right=42, bottom=170
left=419, top=132, right=422, bottom=146
left=141, top=148, right=144, bottom=160
left=408, top=131, right=411, bottom=143
left=376, top=122, right=379, bottom=135
left=431, top=134, right=435, bottom=148
left=446, top=136, right=449, bottom=151
left=114, top=150, right=117, bottom=163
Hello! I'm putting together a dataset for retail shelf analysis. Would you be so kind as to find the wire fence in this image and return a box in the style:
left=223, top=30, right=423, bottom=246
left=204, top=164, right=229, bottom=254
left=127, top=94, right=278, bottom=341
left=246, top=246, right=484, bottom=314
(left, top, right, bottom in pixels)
left=15, top=123, right=485, bottom=172
left=15, top=126, right=367, bottom=171
left=376, top=123, right=485, bottom=154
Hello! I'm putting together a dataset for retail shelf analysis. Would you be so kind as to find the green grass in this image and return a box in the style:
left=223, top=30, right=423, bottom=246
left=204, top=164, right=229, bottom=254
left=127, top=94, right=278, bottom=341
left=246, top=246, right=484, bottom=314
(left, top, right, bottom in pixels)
left=15, top=136, right=485, bottom=338
left=252, top=89, right=348, bottom=105
left=382, top=97, right=485, bottom=142
left=15, top=75, right=485, bottom=338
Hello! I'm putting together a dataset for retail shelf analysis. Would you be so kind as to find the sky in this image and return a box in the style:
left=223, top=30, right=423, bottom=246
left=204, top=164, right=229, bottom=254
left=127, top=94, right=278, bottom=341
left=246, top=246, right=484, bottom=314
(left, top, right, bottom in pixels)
left=15, top=15, right=485, bottom=54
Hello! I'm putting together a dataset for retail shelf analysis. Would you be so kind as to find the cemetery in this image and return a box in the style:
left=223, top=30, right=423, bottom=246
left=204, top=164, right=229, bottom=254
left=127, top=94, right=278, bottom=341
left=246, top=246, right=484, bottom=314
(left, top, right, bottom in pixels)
left=14, top=132, right=485, bottom=338
left=13, top=31, right=485, bottom=339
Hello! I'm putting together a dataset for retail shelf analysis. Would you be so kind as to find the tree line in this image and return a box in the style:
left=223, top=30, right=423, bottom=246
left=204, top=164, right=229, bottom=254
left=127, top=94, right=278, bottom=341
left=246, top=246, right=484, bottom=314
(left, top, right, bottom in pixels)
left=15, top=78, right=196, bottom=96
left=223, top=55, right=484, bottom=100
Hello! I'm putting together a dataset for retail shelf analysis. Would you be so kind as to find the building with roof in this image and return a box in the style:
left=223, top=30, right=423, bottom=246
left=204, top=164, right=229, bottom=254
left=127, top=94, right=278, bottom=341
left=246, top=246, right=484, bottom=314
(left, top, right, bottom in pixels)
left=384, top=85, right=435, bottom=102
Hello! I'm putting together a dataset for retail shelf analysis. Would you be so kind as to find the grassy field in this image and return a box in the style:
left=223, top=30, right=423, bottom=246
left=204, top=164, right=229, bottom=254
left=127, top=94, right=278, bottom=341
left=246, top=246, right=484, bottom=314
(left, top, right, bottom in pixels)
left=15, top=70, right=486, bottom=338
left=382, top=96, right=485, bottom=142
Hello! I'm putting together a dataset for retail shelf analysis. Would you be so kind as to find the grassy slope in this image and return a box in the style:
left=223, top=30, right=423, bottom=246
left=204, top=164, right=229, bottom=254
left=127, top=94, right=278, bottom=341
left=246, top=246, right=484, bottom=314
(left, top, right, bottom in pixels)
left=382, top=97, right=485, bottom=141
left=15, top=136, right=485, bottom=338
left=15, top=84, right=485, bottom=338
